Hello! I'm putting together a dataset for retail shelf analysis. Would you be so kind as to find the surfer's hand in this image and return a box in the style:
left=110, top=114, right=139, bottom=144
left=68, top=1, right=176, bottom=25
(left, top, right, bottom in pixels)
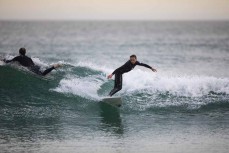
left=107, top=74, right=113, bottom=79
left=151, top=68, right=157, bottom=72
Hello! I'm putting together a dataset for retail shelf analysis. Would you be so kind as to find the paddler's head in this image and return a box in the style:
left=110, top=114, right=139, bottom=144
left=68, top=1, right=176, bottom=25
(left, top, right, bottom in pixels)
left=130, top=54, right=137, bottom=64
left=19, top=48, right=26, bottom=56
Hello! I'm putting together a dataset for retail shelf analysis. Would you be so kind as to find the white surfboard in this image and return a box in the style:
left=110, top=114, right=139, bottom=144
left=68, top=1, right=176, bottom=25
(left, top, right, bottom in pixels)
left=0, top=60, right=5, bottom=66
left=101, top=97, right=122, bottom=107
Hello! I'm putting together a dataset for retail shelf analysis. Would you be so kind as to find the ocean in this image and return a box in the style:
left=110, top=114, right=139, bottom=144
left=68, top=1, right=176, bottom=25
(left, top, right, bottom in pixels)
left=0, top=21, right=229, bottom=153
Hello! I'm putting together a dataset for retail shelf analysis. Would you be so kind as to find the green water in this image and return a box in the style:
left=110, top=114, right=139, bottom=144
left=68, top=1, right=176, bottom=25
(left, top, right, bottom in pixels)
left=0, top=21, right=229, bottom=153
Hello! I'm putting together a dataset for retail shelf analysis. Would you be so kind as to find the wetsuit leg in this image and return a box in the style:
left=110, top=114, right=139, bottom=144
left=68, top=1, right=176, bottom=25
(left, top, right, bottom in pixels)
left=30, top=65, right=43, bottom=75
left=42, top=66, right=55, bottom=76
left=30, top=65, right=55, bottom=76
left=109, top=73, right=122, bottom=96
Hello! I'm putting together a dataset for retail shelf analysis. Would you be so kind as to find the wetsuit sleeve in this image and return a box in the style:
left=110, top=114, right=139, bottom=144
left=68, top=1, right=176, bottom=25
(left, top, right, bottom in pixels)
left=5, top=56, right=19, bottom=63
left=112, top=61, right=129, bottom=75
left=112, top=66, right=123, bottom=75
left=136, top=61, right=152, bottom=69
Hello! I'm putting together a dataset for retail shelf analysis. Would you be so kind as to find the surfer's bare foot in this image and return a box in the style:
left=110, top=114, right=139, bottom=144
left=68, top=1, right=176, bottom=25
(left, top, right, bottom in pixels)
left=53, top=64, right=62, bottom=69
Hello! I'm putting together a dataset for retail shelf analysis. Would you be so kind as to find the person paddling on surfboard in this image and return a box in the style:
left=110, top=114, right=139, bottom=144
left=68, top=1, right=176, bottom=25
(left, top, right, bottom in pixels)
left=107, top=54, right=157, bottom=97
left=3, top=48, right=61, bottom=76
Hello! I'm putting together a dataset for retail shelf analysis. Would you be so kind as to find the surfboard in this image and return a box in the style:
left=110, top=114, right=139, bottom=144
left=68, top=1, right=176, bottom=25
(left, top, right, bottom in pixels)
left=101, top=97, right=122, bottom=107
left=0, top=55, right=6, bottom=66
left=0, top=60, right=5, bottom=66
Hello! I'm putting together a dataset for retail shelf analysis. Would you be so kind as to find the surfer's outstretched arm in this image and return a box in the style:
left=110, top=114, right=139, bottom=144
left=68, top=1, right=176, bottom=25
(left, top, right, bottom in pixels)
left=137, top=62, right=157, bottom=72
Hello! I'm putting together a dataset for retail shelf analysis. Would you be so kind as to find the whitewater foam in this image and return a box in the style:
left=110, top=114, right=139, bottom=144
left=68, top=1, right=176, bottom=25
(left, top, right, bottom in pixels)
left=52, top=74, right=107, bottom=100
left=52, top=64, right=229, bottom=104
left=123, top=69, right=229, bottom=97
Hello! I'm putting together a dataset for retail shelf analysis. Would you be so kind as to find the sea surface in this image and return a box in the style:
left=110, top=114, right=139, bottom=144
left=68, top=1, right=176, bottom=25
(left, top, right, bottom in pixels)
left=0, top=21, right=229, bottom=153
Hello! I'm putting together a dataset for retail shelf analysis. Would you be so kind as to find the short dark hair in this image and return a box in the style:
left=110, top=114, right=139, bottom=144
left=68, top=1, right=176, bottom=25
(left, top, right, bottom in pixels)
left=19, top=48, right=26, bottom=55
left=130, top=54, right=137, bottom=59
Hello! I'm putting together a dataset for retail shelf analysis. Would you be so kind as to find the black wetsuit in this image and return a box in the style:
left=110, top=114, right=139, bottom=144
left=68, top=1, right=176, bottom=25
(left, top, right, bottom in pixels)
left=5, top=55, right=55, bottom=76
left=109, top=60, right=152, bottom=96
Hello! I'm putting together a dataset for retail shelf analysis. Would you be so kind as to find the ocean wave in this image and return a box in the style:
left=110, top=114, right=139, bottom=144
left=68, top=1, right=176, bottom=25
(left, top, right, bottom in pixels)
left=1, top=59, right=229, bottom=110
left=50, top=61, right=229, bottom=98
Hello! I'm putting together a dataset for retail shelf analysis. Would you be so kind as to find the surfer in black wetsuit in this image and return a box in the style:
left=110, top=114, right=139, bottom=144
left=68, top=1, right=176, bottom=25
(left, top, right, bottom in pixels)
left=4, top=48, right=61, bottom=76
left=107, top=55, right=157, bottom=96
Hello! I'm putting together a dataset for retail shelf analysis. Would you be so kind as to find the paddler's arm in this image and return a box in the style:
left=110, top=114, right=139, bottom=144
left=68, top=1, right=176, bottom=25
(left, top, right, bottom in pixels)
left=4, top=56, right=19, bottom=63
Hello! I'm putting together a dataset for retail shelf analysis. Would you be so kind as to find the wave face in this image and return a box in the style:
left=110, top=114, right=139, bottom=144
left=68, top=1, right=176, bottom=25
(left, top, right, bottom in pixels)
left=1, top=60, right=228, bottom=112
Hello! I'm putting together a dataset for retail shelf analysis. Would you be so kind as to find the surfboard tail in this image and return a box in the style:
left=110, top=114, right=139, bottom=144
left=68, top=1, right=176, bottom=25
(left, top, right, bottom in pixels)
left=101, top=97, right=122, bottom=107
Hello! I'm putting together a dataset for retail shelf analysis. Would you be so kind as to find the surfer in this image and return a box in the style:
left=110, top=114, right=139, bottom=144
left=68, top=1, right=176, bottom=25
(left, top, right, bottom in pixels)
left=3, top=48, right=61, bottom=76
left=107, top=55, right=157, bottom=96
